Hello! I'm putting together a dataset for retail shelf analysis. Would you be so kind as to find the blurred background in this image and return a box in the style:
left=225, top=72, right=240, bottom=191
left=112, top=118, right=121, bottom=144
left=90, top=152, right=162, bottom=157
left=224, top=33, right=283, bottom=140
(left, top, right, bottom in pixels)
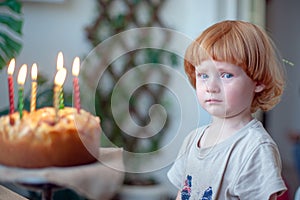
left=0, top=0, right=299, bottom=199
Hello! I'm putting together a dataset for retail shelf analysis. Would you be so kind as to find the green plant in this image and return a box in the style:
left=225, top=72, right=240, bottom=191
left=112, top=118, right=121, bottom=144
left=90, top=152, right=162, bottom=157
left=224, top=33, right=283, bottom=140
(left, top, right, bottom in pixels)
left=0, top=0, right=23, bottom=70
left=85, top=0, right=178, bottom=155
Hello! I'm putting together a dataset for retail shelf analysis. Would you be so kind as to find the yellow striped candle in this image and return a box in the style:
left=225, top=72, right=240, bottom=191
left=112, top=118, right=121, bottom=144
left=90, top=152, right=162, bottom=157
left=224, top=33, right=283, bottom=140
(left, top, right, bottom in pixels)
left=30, top=63, right=38, bottom=112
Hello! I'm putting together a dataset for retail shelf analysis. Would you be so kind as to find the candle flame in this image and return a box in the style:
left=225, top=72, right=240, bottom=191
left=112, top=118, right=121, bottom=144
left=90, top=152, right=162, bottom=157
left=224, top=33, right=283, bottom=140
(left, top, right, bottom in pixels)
left=7, top=58, right=15, bottom=75
left=17, top=64, right=27, bottom=85
left=54, top=68, right=67, bottom=86
left=57, top=51, right=64, bottom=70
left=72, top=57, right=80, bottom=76
left=31, top=63, right=38, bottom=80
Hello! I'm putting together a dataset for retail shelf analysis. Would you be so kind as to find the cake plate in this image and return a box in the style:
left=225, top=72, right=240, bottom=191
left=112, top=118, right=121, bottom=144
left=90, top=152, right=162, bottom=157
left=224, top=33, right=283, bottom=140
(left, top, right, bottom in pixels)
left=0, top=148, right=124, bottom=200
left=16, top=177, right=62, bottom=200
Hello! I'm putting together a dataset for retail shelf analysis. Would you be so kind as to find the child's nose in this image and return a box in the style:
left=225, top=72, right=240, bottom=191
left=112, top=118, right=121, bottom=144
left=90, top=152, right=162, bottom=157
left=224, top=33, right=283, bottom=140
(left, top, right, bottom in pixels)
left=205, top=78, right=220, bottom=93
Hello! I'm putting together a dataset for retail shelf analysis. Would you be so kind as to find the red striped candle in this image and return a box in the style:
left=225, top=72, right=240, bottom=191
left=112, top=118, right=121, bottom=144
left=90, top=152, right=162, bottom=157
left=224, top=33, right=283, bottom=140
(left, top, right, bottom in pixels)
left=72, top=57, right=81, bottom=113
left=7, top=59, right=15, bottom=114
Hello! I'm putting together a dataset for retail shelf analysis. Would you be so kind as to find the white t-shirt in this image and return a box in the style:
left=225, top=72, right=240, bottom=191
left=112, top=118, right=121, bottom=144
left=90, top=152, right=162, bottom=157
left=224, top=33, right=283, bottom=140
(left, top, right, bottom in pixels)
left=167, top=119, right=287, bottom=200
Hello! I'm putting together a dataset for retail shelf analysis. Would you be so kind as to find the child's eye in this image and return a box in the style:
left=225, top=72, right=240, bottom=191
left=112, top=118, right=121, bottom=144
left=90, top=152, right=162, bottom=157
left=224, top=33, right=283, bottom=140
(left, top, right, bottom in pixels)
left=221, top=73, right=233, bottom=79
left=197, top=73, right=209, bottom=80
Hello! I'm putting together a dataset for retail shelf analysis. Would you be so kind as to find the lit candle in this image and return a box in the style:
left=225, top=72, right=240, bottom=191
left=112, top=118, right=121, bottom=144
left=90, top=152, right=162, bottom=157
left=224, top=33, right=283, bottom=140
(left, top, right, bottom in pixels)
left=57, top=51, right=64, bottom=70
left=17, top=64, right=27, bottom=119
left=7, top=59, right=15, bottom=114
left=30, top=63, right=38, bottom=112
left=72, top=57, right=80, bottom=113
left=54, top=68, right=67, bottom=118
left=56, top=51, right=65, bottom=109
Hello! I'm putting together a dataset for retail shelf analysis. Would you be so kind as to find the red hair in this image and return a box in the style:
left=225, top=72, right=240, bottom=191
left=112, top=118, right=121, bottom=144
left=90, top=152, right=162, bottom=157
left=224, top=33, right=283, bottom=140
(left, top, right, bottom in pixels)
left=184, top=20, right=285, bottom=112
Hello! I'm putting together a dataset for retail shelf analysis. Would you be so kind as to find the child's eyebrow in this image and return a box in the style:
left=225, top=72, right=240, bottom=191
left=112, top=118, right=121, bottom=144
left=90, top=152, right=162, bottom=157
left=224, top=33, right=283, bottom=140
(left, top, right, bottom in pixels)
left=195, top=65, right=204, bottom=70
left=195, top=66, right=203, bottom=73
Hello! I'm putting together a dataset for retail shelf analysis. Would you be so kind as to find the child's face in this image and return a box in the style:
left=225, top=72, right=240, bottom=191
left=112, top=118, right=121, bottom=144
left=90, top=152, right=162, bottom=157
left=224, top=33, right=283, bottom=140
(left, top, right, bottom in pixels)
left=195, top=60, right=259, bottom=119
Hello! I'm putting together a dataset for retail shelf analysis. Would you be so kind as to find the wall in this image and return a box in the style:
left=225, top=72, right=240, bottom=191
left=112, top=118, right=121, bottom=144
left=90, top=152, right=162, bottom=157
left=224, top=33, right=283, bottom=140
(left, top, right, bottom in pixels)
left=0, top=0, right=260, bottom=198
left=0, top=0, right=97, bottom=110
left=0, top=0, right=218, bottom=198
left=266, top=0, right=300, bottom=197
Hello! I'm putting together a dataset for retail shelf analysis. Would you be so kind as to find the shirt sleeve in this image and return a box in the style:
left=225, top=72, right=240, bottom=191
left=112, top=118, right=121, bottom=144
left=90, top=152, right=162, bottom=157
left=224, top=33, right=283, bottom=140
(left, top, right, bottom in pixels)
left=232, top=142, right=287, bottom=199
left=167, top=130, right=196, bottom=190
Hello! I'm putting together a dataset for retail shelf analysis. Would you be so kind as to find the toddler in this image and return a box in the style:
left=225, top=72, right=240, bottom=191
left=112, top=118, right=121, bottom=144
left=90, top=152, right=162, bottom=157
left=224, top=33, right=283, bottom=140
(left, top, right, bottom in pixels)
left=168, top=20, right=287, bottom=200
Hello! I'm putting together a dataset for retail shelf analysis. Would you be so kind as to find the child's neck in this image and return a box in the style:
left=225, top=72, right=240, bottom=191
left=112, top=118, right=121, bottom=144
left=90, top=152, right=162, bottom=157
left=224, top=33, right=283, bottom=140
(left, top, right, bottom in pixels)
left=199, top=114, right=254, bottom=148
left=211, top=114, right=253, bottom=131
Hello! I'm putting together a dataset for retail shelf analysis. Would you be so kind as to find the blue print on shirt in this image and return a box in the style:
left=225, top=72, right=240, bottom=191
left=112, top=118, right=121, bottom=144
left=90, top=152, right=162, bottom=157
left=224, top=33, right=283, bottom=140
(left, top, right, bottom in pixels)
left=180, top=175, right=213, bottom=200
left=181, top=175, right=192, bottom=200
left=201, top=186, right=213, bottom=200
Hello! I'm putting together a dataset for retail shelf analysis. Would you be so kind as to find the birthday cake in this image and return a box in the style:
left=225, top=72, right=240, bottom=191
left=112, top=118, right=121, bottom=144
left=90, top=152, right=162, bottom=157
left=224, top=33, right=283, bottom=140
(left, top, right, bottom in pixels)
left=0, top=107, right=101, bottom=168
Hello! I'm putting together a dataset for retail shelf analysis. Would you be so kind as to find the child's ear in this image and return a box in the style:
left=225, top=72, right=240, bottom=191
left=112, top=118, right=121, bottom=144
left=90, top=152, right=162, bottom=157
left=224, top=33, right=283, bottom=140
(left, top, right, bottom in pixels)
left=254, top=82, right=265, bottom=93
